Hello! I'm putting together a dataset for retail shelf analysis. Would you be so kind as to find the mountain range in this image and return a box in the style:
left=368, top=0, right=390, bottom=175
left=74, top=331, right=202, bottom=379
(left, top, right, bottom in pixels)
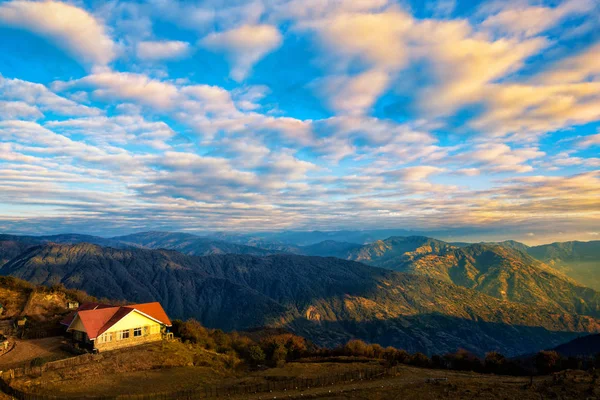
left=0, top=231, right=599, bottom=356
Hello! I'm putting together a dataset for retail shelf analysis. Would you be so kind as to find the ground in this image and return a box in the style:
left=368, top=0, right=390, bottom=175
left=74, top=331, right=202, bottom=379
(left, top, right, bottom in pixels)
left=0, top=337, right=70, bottom=370
left=3, top=340, right=600, bottom=399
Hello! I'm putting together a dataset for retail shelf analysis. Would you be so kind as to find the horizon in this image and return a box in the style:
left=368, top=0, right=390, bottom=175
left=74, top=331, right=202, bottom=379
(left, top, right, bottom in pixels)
left=2, top=228, right=599, bottom=247
left=1, top=0, right=599, bottom=243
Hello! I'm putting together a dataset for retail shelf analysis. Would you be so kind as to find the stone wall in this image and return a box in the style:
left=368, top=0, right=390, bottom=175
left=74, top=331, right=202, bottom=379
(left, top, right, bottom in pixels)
left=95, top=332, right=162, bottom=352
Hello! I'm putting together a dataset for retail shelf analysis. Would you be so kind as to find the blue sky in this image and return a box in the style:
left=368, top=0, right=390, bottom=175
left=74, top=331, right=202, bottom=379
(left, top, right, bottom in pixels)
left=0, top=0, right=599, bottom=244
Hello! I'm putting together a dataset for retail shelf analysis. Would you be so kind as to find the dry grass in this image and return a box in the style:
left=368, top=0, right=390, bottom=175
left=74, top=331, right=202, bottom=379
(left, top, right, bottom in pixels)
left=13, top=340, right=236, bottom=396
left=0, top=287, right=28, bottom=319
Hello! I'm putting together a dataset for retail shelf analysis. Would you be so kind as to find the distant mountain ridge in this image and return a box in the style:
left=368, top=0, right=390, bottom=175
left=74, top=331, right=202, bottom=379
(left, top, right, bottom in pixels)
left=113, top=231, right=278, bottom=256
left=2, top=242, right=600, bottom=356
left=0, top=232, right=277, bottom=266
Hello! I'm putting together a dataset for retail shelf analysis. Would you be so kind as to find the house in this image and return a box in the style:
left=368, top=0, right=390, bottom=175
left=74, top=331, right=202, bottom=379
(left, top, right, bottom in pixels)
left=61, top=302, right=172, bottom=352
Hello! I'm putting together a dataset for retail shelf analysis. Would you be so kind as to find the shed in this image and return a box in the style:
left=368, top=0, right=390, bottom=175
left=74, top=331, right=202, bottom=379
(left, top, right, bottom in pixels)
left=67, top=301, right=80, bottom=310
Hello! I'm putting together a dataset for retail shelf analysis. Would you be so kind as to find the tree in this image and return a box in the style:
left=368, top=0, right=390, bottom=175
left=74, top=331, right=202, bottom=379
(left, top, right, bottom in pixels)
left=343, top=339, right=371, bottom=357
left=484, top=351, right=506, bottom=373
left=247, top=345, right=266, bottom=365
left=443, top=349, right=481, bottom=371
left=270, top=343, right=288, bottom=367
left=535, top=351, right=561, bottom=374
left=410, top=352, right=431, bottom=368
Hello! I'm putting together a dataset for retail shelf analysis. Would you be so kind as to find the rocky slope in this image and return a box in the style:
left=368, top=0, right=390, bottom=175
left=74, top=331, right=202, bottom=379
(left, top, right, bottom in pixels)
left=2, top=243, right=600, bottom=356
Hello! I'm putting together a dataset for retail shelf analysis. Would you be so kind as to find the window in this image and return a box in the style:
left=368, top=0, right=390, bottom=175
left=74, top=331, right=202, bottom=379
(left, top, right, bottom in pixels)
left=117, top=330, right=130, bottom=340
left=104, top=332, right=112, bottom=342
left=133, top=327, right=142, bottom=337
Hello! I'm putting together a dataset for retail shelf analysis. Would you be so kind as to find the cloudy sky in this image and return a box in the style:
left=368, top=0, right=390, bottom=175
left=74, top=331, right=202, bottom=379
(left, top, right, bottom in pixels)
left=0, top=0, right=599, bottom=243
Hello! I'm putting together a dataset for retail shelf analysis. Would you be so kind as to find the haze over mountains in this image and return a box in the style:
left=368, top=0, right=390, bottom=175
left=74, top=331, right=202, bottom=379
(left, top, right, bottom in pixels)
left=0, top=231, right=599, bottom=356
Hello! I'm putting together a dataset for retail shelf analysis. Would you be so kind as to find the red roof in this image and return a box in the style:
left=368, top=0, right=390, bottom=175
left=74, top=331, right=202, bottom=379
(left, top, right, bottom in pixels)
left=60, top=302, right=114, bottom=326
left=128, top=302, right=172, bottom=327
left=66, top=301, right=171, bottom=340
left=74, top=307, right=122, bottom=339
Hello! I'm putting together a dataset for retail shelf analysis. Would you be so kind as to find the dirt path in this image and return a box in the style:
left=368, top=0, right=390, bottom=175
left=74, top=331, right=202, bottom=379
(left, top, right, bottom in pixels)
left=0, top=337, right=70, bottom=369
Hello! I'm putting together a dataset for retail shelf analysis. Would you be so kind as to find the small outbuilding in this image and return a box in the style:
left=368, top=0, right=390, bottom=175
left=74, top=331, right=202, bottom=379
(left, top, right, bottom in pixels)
left=67, top=301, right=80, bottom=310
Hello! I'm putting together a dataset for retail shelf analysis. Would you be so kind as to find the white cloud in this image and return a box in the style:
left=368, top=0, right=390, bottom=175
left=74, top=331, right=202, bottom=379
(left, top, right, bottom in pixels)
left=0, top=101, right=43, bottom=119
left=137, top=40, right=191, bottom=61
left=579, top=133, right=600, bottom=148
left=456, top=143, right=545, bottom=173
left=200, top=24, right=283, bottom=81
left=0, top=0, right=116, bottom=66
left=54, top=71, right=179, bottom=109
left=414, top=20, right=546, bottom=116
left=388, top=166, right=447, bottom=181
left=537, top=42, right=600, bottom=85
left=0, top=75, right=100, bottom=116
left=481, top=0, right=595, bottom=38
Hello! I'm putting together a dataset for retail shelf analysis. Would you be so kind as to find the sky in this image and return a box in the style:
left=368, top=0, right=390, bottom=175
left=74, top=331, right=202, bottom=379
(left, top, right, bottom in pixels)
left=0, top=0, right=599, bottom=244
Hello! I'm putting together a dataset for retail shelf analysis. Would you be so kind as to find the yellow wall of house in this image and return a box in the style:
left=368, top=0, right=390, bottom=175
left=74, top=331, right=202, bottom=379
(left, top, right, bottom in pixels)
left=103, top=311, right=161, bottom=335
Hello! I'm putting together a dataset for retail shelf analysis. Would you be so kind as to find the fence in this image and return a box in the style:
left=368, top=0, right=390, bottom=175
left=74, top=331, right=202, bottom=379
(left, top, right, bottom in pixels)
left=0, top=364, right=401, bottom=400
left=23, top=327, right=66, bottom=340
left=1, top=353, right=104, bottom=380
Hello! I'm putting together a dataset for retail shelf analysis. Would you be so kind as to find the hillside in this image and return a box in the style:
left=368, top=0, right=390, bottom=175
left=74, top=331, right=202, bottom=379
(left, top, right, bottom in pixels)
left=527, top=241, right=600, bottom=291
left=551, top=333, right=600, bottom=358
left=3, top=243, right=600, bottom=356
left=342, top=236, right=600, bottom=318
left=0, top=275, right=99, bottom=332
